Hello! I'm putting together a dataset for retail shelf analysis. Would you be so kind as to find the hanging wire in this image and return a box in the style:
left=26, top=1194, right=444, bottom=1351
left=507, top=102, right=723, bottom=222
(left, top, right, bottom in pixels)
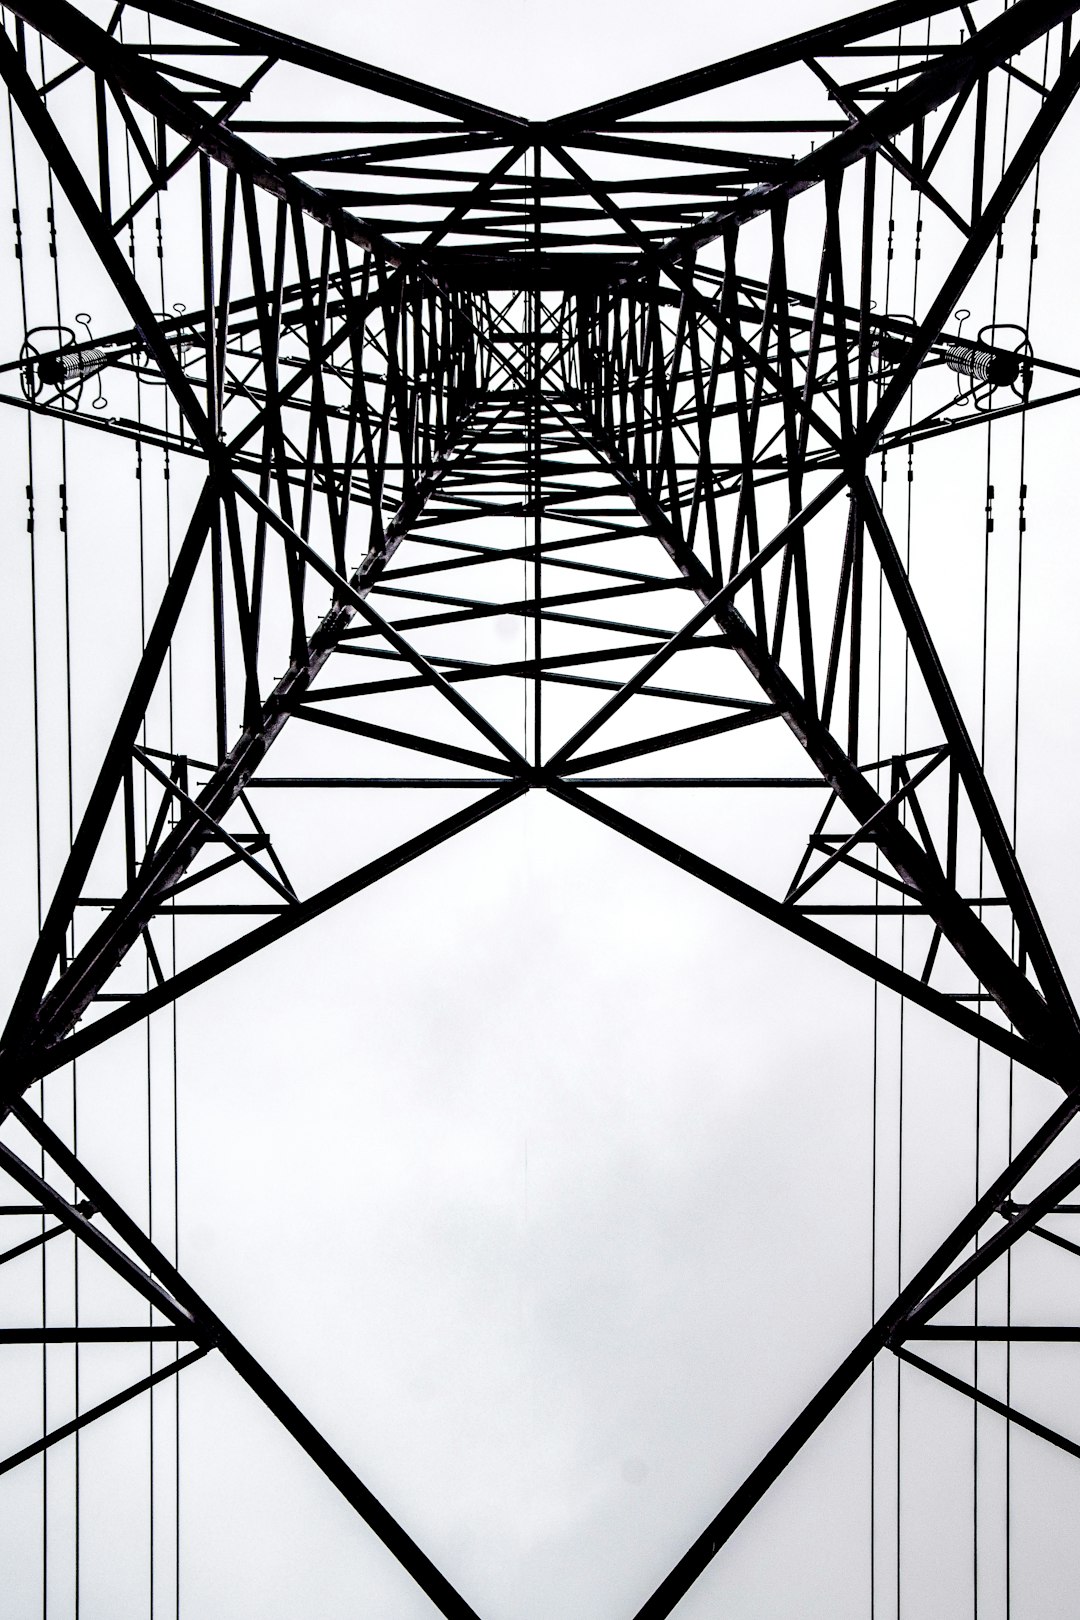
left=870, top=30, right=903, bottom=1615
left=116, top=15, right=159, bottom=1608
left=147, top=7, right=183, bottom=1604
left=895, top=189, right=925, bottom=1620
left=0, top=13, right=1065, bottom=1620
left=35, top=21, right=80, bottom=1612
left=1002, top=29, right=1050, bottom=1618
left=969, top=22, right=1017, bottom=1608
left=523, top=277, right=530, bottom=765
left=6, top=33, right=49, bottom=1615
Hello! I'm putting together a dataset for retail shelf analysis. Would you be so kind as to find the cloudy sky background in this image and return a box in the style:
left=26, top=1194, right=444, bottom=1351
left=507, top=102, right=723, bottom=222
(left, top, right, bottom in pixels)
left=3, top=2, right=1080, bottom=1617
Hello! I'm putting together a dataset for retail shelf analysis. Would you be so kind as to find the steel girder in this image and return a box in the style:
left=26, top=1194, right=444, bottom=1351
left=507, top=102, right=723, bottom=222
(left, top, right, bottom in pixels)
left=3, top=2, right=1080, bottom=1616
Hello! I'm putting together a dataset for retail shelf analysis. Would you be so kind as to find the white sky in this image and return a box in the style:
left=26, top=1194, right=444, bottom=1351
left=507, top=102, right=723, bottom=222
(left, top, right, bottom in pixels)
left=3, top=4, right=1080, bottom=1619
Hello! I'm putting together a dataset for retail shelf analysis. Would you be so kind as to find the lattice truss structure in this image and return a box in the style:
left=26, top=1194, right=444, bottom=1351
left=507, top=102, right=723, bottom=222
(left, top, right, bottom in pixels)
left=3, top=0, right=1080, bottom=1613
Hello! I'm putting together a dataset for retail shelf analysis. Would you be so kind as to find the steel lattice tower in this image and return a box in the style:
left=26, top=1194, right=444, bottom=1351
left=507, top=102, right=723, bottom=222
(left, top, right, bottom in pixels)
left=3, top=0, right=1080, bottom=1614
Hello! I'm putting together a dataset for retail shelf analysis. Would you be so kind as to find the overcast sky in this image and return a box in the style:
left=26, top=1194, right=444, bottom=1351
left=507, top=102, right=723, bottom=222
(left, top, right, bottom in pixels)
left=3, top=4, right=1080, bottom=1619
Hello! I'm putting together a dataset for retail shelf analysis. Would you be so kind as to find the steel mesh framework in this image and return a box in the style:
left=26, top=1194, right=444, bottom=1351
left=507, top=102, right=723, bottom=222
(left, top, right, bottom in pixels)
left=3, top=0, right=1080, bottom=1613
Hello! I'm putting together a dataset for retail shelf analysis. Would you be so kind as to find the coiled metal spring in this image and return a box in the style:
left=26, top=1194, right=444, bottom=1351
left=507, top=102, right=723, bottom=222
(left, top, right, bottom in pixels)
left=37, top=345, right=110, bottom=388
left=942, top=337, right=1021, bottom=388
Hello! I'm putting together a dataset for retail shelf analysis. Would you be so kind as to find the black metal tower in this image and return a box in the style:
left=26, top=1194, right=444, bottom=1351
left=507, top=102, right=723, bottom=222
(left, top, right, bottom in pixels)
left=3, top=0, right=1080, bottom=1613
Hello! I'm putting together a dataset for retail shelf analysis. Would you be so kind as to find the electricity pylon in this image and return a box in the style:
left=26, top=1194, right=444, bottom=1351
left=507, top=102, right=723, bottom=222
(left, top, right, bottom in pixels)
left=3, top=2, right=1080, bottom=1614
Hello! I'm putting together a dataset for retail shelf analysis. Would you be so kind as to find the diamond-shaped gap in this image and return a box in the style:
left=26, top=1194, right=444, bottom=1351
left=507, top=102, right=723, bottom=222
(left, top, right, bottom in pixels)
left=120, top=784, right=996, bottom=1617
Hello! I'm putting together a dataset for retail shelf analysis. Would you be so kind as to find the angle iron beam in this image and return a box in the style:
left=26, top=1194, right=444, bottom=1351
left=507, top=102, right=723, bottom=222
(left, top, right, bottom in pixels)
left=618, top=1084, right=1080, bottom=1620
left=6, top=408, right=493, bottom=1088
left=554, top=0, right=967, bottom=126
left=562, top=417, right=1063, bottom=1069
left=0, top=1347, right=209, bottom=1481
left=126, top=0, right=525, bottom=131
left=895, top=1345, right=1080, bottom=1463
left=10, top=1100, right=490, bottom=1620
left=549, top=781, right=1045, bottom=1075
left=25, top=783, right=526, bottom=1083
left=5, top=1, right=436, bottom=267
left=661, top=1, right=1080, bottom=255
